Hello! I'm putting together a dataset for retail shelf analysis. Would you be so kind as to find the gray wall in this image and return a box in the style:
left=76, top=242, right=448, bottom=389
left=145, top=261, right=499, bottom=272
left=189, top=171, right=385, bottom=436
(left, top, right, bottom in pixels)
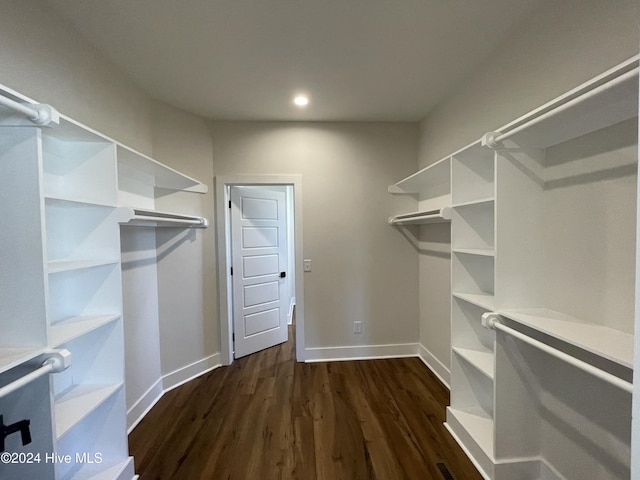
left=211, top=122, right=420, bottom=350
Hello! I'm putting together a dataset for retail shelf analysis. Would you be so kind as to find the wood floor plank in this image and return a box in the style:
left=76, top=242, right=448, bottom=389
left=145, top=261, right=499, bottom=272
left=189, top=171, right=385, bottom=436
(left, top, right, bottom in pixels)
left=129, top=326, right=482, bottom=479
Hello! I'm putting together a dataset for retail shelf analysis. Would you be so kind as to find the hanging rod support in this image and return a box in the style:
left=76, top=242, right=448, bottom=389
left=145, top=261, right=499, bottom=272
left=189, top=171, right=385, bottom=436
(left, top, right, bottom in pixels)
left=0, top=349, right=71, bottom=400
left=482, top=313, right=632, bottom=394
left=0, top=95, right=59, bottom=126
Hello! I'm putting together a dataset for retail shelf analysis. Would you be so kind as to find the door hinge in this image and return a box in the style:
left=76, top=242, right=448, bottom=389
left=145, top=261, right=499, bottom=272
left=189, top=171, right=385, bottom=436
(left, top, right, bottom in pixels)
left=232, top=333, right=235, bottom=342
left=229, top=200, right=231, bottom=208
left=230, top=267, right=233, bottom=276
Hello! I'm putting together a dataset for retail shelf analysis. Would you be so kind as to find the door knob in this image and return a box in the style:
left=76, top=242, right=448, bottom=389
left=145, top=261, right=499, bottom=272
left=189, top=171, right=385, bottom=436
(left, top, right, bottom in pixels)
left=280, top=272, right=286, bottom=278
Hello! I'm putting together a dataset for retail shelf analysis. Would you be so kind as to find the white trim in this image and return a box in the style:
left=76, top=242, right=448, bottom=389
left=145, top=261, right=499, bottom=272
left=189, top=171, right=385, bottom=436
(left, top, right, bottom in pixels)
left=304, top=343, right=418, bottom=363
left=444, top=422, right=493, bottom=480
left=126, top=378, right=164, bottom=433
left=162, top=353, right=222, bottom=392
left=288, top=296, right=296, bottom=325
left=126, top=353, right=222, bottom=433
left=417, top=343, right=451, bottom=389
left=215, top=174, right=305, bottom=365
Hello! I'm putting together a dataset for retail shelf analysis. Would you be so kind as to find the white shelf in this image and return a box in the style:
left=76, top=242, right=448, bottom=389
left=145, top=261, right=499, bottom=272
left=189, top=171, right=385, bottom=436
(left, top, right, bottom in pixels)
left=388, top=156, right=450, bottom=195
left=117, top=145, right=208, bottom=193
left=0, top=347, right=46, bottom=376
left=44, top=195, right=117, bottom=209
left=453, top=347, right=495, bottom=380
left=51, top=113, right=208, bottom=194
left=492, top=57, right=639, bottom=149
left=452, top=248, right=495, bottom=257
left=499, top=308, right=633, bottom=369
left=452, top=292, right=496, bottom=311
left=452, top=197, right=495, bottom=209
left=49, top=315, right=121, bottom=348
left=48, top=259, right=120, bottom=274
left=55, top=383, right=123, bottom=439
left=446, top=407, right=495, bottom=460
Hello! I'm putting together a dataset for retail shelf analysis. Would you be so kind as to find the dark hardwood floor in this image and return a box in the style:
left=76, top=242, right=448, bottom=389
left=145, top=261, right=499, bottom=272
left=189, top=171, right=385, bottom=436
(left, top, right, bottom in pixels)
left=129, top=326, right=482, bottom=479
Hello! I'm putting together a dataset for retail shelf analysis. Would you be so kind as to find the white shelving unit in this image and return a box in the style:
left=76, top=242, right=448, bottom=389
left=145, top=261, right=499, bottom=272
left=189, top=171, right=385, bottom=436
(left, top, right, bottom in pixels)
left=0, top=84, right=208, bottom=480
left=388, top=156, right=451, bottom=216
left=447, top=139, right=498, bottom=479
left=391, top=55, right=638, bottom=480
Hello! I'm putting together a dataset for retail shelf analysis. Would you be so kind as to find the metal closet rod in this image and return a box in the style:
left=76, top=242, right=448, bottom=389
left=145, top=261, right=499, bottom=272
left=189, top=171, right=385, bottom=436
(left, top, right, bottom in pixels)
left=482, top=66, right=639, bottom=148
left=482, top=314, right=632, bottom=394
left=389, top=207, right=452, bottom=225
left=0, top=350, right=71, bottom=400
left=131, top=214, right=205, bottom=226
left=0, top=94, right=58, bottom=125
left=130, top=208, right=207, bottom=226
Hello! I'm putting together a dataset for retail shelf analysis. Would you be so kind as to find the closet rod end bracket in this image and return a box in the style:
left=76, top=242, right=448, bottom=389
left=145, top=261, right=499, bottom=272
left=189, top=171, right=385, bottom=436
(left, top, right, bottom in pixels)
left=43, top=349, right=72, bottom=373
left=481, top=131, right=502, bottom=149
left=481, top=312, right=501, bottom=330
left=30, top=104, right=60, bottom=126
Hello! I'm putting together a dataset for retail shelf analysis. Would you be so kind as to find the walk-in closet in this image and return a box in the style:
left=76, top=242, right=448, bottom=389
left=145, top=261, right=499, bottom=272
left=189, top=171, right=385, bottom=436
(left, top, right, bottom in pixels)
left=0, top=0, right=638, bottom=479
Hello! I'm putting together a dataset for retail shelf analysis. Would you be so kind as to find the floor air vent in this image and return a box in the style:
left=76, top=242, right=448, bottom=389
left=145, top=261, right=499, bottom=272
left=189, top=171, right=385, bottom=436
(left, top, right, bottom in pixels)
left=436, top=461, right=455, bottom=480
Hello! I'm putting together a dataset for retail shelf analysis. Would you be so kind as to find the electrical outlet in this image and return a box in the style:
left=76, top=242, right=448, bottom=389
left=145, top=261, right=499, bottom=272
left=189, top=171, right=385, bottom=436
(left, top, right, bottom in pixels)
left=354, top=321, right=362, bottom=334
left=303, top=259, right=312, bottom=272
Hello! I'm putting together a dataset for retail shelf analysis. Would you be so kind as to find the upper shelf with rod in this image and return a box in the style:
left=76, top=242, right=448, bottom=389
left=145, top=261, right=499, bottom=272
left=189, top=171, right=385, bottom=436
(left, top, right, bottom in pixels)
left=119, top=208, right=208, bottom=228
left=482, top=55, right=639, bottom=150
left=388, top=155, right=451, bottom=196
left=0, top=83, right=209, bottom=196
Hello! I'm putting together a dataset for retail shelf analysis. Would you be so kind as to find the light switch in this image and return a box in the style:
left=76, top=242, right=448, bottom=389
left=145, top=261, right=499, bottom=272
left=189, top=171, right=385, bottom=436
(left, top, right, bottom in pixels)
left=303, top=259, right=312, bottom=272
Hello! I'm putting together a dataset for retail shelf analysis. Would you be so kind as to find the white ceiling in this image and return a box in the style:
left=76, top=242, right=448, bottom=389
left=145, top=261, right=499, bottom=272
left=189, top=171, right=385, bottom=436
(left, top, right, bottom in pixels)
left=43, top=0, right=545, bottom=122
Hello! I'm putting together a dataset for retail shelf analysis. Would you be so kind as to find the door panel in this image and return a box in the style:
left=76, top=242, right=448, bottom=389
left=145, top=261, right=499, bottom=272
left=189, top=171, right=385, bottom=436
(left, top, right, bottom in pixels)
left=231, top=186, right=288, bottom=358
left=244, top=282, right=279, bottom=307
left=245, top=308, right=280, bottom=336
left=242, top=226, right=278, bottom=248
left=243, top=254, right=279, bottom=277
left=241, top=197, right=278, bottom=219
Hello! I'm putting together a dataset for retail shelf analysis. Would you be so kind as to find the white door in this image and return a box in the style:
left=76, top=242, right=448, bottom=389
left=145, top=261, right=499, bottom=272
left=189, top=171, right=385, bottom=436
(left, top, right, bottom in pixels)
left=230, top=186, right=288, bottom=358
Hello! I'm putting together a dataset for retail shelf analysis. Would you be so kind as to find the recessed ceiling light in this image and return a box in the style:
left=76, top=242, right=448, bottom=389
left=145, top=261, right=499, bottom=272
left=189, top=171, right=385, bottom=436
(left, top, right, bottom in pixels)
left=293, top=95, right=309, bottom=107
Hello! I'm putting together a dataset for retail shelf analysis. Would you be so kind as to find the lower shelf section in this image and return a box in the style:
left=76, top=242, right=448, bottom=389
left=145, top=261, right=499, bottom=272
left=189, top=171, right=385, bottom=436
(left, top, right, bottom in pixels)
left=453, top=347, right=494, bottom=380
left=55, top=383, right=123, bottom=439
left=446, top=407, right=495, bottom=479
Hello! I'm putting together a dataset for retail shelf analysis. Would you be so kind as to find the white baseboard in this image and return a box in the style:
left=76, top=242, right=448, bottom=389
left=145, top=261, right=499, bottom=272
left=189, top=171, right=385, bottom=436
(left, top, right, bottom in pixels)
left=417, top=343, right=450, bottom=389
left=305, top=343, right=419, bottom=363
left=287, top=296, right=296, bottom=325
left=127, top=353, right=222, bottom=433
left=162, top=353, right=222, bottom=393
left=126, top=379, right=164, bottom=434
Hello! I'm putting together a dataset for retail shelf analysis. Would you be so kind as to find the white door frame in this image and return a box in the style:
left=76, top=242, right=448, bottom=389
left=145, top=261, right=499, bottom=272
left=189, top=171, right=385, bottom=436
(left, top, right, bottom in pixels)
left=215, top=174, right=305, bottom=365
